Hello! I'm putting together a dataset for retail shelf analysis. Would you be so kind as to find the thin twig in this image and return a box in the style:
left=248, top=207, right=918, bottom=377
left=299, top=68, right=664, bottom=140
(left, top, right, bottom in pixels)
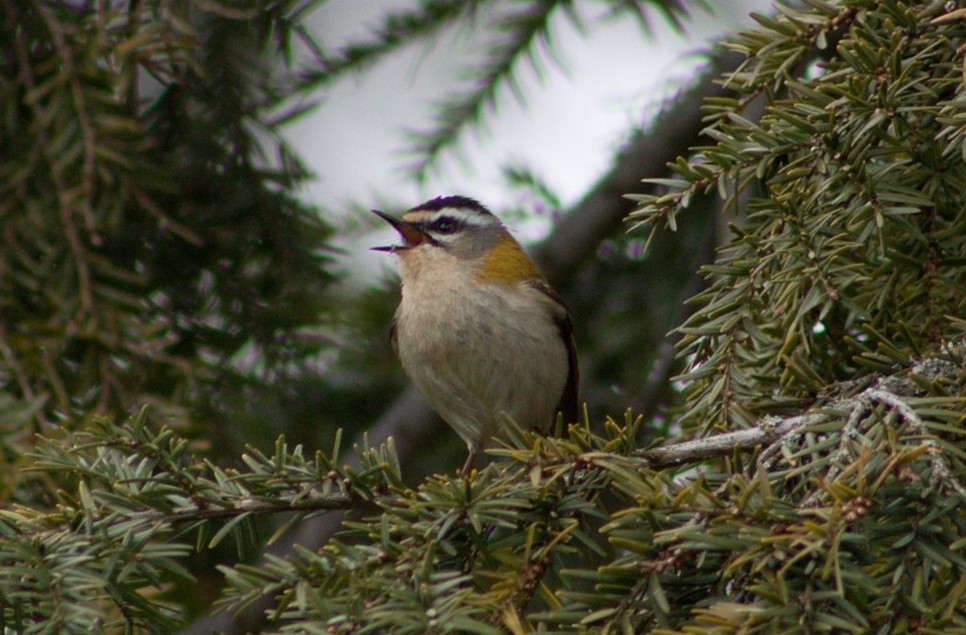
left=32, top=0, right=96, bottom=317
left=125, top=491, right=357, bottom=524
left=864, top=388, right=966, bottom=501
left=129, top=183, right=204, bottom=246
left=639, top=412, right=827, bottom=468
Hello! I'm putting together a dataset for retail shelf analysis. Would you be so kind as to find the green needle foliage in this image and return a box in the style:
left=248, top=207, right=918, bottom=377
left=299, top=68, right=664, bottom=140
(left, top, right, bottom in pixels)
left=0, top=409, right=372, bottom=633
left=2, top=350, right=964, bottom=633
left=629, top=0, right=966, bottom=432
left=220, top=355, right=966, bottom=634
left=3, top=0, right=966, bottom=633
left=0, top=0, right=336, bottom=494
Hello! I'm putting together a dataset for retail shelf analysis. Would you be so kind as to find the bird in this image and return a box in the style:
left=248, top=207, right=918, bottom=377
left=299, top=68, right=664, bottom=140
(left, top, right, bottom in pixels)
left=372, top=195, right=579, bottom=474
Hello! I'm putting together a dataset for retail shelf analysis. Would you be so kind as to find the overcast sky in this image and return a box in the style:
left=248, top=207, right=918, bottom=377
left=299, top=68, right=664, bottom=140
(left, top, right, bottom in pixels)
left=285, top=1, right=770, bottom=208
left=282, top=1, right=772, bottom=279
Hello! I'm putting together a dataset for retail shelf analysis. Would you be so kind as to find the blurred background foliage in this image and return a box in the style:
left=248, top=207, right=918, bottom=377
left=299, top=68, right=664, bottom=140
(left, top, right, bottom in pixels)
left=0, top=0, right=343, bottom=620
left=0, top=0, right=708, bottom=626
left=0, top=0, right=965, bottom=633
left=0, top=0, right=708, bottom=494
left=0, top=0, right=340, bottom=472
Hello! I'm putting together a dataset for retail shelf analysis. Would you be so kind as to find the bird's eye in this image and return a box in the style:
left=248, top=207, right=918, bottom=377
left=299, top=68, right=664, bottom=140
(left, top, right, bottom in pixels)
left=431, top=217, right=459, bottom=233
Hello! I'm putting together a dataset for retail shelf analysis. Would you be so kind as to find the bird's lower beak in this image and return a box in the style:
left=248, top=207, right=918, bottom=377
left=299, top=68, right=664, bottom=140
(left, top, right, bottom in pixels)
left=371, top=210, right=428, bottom=252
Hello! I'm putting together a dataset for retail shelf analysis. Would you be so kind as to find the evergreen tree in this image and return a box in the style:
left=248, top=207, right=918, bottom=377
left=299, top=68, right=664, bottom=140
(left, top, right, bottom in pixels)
left=1, top=1, right=964, bottom=633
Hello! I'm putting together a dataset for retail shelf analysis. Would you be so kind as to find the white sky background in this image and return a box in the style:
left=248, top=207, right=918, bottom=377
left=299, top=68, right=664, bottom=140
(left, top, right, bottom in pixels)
left=283, top=0, right=773, bottom=276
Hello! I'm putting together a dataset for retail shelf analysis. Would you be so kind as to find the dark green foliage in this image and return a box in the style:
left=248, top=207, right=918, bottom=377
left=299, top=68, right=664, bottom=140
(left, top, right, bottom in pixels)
left=4, top=0, right=966, bottom=633
left=632, top=0, right=966, bottom=431
left=3, top=350, right=962, bottom=633
left=0, top=0, right=336, bottom=490
left=215, top=353, right=966, bottom=634
left=0, top=409, right=367, bottom=633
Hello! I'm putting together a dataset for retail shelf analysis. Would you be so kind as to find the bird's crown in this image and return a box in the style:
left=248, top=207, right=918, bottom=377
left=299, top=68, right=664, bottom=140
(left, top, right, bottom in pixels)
left=372, top=196, right=542, bottom=282
left=399, top=196, right=503, bottom=244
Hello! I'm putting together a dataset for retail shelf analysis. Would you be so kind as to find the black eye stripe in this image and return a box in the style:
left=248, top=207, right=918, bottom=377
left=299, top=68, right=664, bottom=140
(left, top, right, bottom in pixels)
left=430, top=216, right=460, bottom=233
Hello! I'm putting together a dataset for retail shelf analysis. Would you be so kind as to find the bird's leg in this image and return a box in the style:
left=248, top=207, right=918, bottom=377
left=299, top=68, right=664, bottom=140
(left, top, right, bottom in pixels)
left=461, top=447, right=477, bottom=475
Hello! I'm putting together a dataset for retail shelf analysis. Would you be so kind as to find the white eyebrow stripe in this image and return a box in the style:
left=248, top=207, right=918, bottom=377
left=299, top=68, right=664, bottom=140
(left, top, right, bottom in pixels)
left=403, top=207, right=501, bottom=230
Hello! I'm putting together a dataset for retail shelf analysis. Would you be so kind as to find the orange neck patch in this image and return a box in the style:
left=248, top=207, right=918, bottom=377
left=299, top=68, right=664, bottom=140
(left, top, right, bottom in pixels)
left=476, top=235, right=542, bottom=284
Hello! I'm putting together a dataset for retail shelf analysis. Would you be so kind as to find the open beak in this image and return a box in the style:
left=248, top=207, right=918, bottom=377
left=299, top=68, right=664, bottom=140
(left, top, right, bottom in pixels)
left=371, top=210, right=429, bottom=252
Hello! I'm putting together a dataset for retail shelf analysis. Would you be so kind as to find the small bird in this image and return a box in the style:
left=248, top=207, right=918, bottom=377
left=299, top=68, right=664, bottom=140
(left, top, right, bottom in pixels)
left=372, top=195, right=579, bottom=473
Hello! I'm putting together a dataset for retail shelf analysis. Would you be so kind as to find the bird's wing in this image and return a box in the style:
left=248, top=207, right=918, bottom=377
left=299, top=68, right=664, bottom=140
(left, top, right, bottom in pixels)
left=526, top=279, right=580, bottom=425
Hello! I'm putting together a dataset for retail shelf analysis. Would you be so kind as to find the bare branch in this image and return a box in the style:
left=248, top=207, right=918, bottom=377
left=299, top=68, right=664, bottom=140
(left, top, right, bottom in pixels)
left=640, top=412, right=827, bottom=467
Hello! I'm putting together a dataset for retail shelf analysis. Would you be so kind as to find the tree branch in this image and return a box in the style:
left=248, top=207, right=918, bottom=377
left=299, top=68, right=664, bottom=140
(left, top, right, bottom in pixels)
left=178, top=47, right=745, bottom=635
left=133, top=492, right=356, bottom=524
left=639, top=412, right=827, bottom=467
left=535, top=50, right=745, bottom=288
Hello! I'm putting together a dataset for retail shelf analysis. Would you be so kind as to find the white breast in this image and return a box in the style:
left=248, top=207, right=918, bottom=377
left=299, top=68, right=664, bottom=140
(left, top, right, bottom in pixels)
left=393, top=249, right=568, bottom=452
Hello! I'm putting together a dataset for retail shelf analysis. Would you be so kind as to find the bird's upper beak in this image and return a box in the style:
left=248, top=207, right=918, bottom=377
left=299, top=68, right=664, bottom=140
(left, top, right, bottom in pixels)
left=371, top=210, right=429, bottom=252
